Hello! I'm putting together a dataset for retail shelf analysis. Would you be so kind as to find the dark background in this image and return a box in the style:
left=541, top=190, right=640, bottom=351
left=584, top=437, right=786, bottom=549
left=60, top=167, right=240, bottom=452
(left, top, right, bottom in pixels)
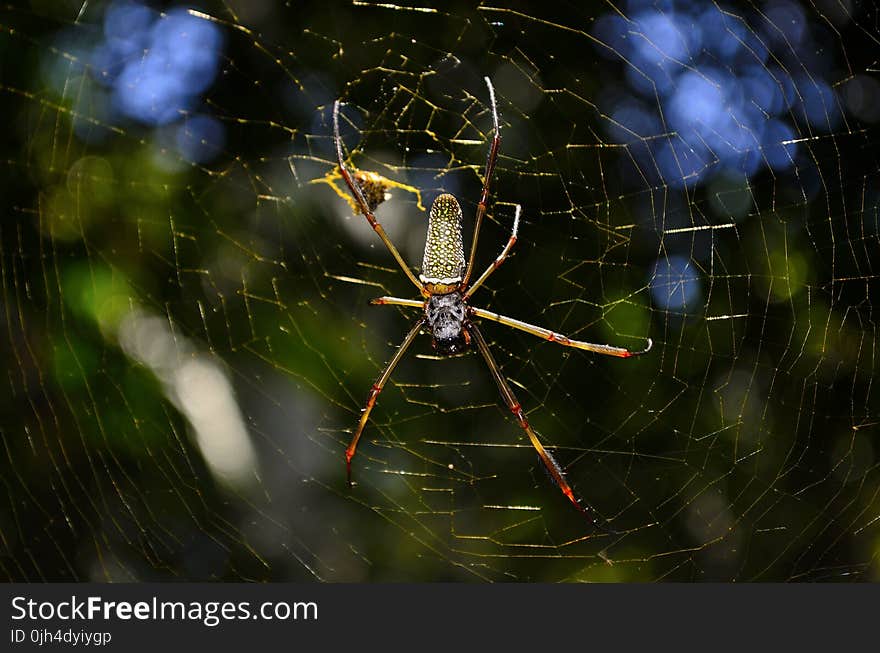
left=1, top=0, right=878, bottom=581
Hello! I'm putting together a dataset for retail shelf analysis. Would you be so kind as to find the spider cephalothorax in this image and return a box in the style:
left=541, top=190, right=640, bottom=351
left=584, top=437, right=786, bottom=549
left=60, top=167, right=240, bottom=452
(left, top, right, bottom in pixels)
left=333, top=77, right=652, bottom=521
left=425, top=292, right=468, bottom=354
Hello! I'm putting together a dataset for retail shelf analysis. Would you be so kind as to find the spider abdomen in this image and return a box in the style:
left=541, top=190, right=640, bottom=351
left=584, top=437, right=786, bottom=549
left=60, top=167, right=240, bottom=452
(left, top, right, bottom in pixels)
left=425, top=291, right=468, bottom=354
left=420, top=194, right=465, bottom=294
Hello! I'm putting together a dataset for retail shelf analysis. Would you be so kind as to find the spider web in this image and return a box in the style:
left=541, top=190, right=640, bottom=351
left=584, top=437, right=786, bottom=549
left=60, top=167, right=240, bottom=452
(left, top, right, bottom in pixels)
left=1, top=0, right=879, bottom=581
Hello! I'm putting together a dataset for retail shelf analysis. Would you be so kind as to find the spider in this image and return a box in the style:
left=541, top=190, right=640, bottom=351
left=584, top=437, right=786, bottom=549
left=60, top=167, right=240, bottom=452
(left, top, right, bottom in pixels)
left=332, top=78, right=652, bottom=521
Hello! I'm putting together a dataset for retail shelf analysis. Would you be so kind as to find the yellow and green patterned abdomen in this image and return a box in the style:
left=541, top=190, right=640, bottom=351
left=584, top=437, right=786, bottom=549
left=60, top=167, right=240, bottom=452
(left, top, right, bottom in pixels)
left=420, top=194, right=465, bottom=293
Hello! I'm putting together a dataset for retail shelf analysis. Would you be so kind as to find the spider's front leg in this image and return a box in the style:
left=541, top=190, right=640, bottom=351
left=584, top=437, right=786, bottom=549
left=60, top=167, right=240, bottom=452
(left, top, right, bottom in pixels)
left=463, top=204, right=520, bottom=300
left=369, top=296, right=424, bottom=310
left=345, top=320, right=423, bottom=485
left=333, top=100, right=424, bottom=294
left=461, top=77, right=502, bottom=289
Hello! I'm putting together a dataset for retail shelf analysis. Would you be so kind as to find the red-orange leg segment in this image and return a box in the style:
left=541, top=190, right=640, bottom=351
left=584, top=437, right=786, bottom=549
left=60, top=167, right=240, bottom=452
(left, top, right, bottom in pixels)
left=461, top=77, right=501, bottom=289
left=468, top=324, right=595, bottom=521
left=333, top=100, right=424, bottom=293
left=345, top=320, right=424, bottom=485
left=369, top=296, right=424, bottom=310
left=470, top=307, right=653, bottom=358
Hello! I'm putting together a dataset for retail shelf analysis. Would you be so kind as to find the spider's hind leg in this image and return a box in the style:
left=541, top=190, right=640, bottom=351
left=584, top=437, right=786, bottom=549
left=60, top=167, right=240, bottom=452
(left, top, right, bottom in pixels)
left=467, top=324, right=608, bottom=527
left=345, top=320, right=423, bottom=485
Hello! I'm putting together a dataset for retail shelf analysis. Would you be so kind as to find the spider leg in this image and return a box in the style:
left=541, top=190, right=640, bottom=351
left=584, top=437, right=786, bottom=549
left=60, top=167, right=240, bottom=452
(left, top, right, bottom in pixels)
left=463, top=204, right=520, bottom=301
left=369, top=296, right=424, bottom=310
left=461, top=77, right=501, bottom=289
left=468, top=323, right=598, bottom=521
left=345, top=320, right=424, bottom=485
left=333, top=100, right=424, bottom=293
left=470, top=307, right=653, bottom=358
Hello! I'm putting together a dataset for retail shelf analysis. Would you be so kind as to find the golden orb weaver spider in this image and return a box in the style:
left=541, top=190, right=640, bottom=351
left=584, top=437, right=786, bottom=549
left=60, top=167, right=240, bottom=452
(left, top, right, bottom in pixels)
left=333, top=78, right=652, bottom=522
